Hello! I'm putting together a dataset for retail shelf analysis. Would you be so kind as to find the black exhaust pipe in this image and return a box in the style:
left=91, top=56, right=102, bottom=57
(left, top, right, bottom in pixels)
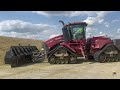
left=59, top=20, right=65, bottom=26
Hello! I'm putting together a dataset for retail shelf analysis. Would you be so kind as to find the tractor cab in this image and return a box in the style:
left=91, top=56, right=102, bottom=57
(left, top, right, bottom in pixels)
left=59, top=21, right=87, bottom=42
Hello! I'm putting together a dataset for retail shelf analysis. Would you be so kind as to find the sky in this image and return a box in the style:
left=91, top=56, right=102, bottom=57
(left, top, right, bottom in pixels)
left=0, top=11, right=120, bottom=40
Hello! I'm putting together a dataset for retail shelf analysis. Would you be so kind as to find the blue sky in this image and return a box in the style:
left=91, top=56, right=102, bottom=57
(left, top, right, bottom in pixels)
left=0, top=11, right=120, bottom=40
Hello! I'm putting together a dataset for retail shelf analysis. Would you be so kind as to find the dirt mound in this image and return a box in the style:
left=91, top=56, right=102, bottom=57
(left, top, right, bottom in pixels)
left=0, top=36, right=43, bottom=65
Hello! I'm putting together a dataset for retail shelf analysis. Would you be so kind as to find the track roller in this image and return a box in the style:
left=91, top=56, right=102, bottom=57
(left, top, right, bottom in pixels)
left=48, top=46, right=77, bottom=64
left=64, top=59, right=69, bottom=64
left=49, top=55, right=56, bottom=64
left=69, top=55, right=77, bottom=64
left=56, top=59, right=61, bottom=64
left=60, top=60, right=65, bottom=64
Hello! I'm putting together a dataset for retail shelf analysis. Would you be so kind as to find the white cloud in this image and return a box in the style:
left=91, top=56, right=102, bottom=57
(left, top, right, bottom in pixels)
left=32, top=11, right=74, bottom=17
left=105, top=25, right=109, bottom=28
left=0, top=20, right=53, bottom=32
left=86, top=27, right=98, bottom=38
left=86, top=33, right=92, bottom=38
left=96, top=11, right=109, bottom=19
left=32, top=11, right=49, bottom=16
left=83, top=11, right=112, bottom=25
left=104, top=22, right=109, bottom=28
left=96, top=11, right=110, bottom=24
left=0, top=20, right=60, bottom=40
left=84, top=17, right=96, bottom=25
left=99, top=32, right=108, bottom=36
left=117, top=28, right=120, bottom=33
left=112, top=19, right=120, bottom=23
left=32, top=11, right=112, bottom=26
left=98, top=19, right=104, bottom=24
left=99, top=32, right=103, bottom=35
left=86, top=27, right=97, bottom=33
left=32, top=11, right=98, bottom=17
left=49, top=34, right=60, bottom=39
left=32, top=11, right=113, bottom=26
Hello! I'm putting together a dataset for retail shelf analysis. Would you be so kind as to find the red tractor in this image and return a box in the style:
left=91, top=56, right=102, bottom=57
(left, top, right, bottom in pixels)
left=44, top=21, right=120, bottom=64
left=4, top=20, right=120, bottom=68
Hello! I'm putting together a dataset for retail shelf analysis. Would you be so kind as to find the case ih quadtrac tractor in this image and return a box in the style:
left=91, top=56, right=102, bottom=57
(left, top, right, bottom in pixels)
left=44, top=21, right=120, bottom=64
left=5, top=20, right=120, bottom=67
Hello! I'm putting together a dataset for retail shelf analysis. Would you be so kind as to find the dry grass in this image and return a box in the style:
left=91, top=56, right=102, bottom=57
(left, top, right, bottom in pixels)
left=0, top=36, right=43, bottom=65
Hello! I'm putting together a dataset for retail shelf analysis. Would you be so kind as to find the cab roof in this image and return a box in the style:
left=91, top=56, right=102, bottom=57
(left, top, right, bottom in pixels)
left=65, top=22, right=87, bottom=26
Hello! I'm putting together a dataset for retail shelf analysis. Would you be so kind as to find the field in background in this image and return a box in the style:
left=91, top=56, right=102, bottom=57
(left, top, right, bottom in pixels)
left=0, top=36, right=43, bottom=65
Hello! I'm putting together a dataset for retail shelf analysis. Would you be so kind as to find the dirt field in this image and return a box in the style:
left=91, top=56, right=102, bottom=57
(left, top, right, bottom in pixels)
left=0, top=60, right=120, bottom=79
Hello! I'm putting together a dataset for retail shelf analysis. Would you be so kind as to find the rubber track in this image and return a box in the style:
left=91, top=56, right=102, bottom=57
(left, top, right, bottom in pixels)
left=94, top=44, right=120, bottom=62
left=48, top=46, right=77, bottom=64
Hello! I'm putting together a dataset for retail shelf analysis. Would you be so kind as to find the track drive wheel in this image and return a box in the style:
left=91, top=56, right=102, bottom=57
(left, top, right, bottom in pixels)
left=98, top=54, right=106, bottom=63
left=49, top=55, right=56, bottom=64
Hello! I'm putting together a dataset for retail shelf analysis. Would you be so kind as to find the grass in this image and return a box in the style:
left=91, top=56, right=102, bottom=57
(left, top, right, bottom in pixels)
left=0, top=36, right=43, bottom=65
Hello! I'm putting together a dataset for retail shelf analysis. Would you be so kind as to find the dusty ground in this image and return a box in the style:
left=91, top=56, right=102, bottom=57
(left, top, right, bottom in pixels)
left=0, top=60, right=120, bottom=79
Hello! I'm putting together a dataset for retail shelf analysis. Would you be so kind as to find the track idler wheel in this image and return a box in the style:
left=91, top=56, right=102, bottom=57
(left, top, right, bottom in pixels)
left=113, top=58, right=117, bottom=62
left=56, top=59, right=61, bottom=64
left=111, top=58, right=115, bottom=62
left=98, top=54, right=106, bottom=63
left=69, top=55, right=77, bottom=64
left=60, top=60, right=65, bottom=64
left=117, top=54, right=120, bottom=61
left=106, top=57, right=111, bottom=62
left=49, top=56, right=56, bottom=64
left=64, top=59, right=69, bottom=64
left=114, top=54, right=120, bottom=62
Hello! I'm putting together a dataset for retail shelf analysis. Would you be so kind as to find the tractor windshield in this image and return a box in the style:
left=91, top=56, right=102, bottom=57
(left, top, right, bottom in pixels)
left=71, top=24, right=85, bottom=40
